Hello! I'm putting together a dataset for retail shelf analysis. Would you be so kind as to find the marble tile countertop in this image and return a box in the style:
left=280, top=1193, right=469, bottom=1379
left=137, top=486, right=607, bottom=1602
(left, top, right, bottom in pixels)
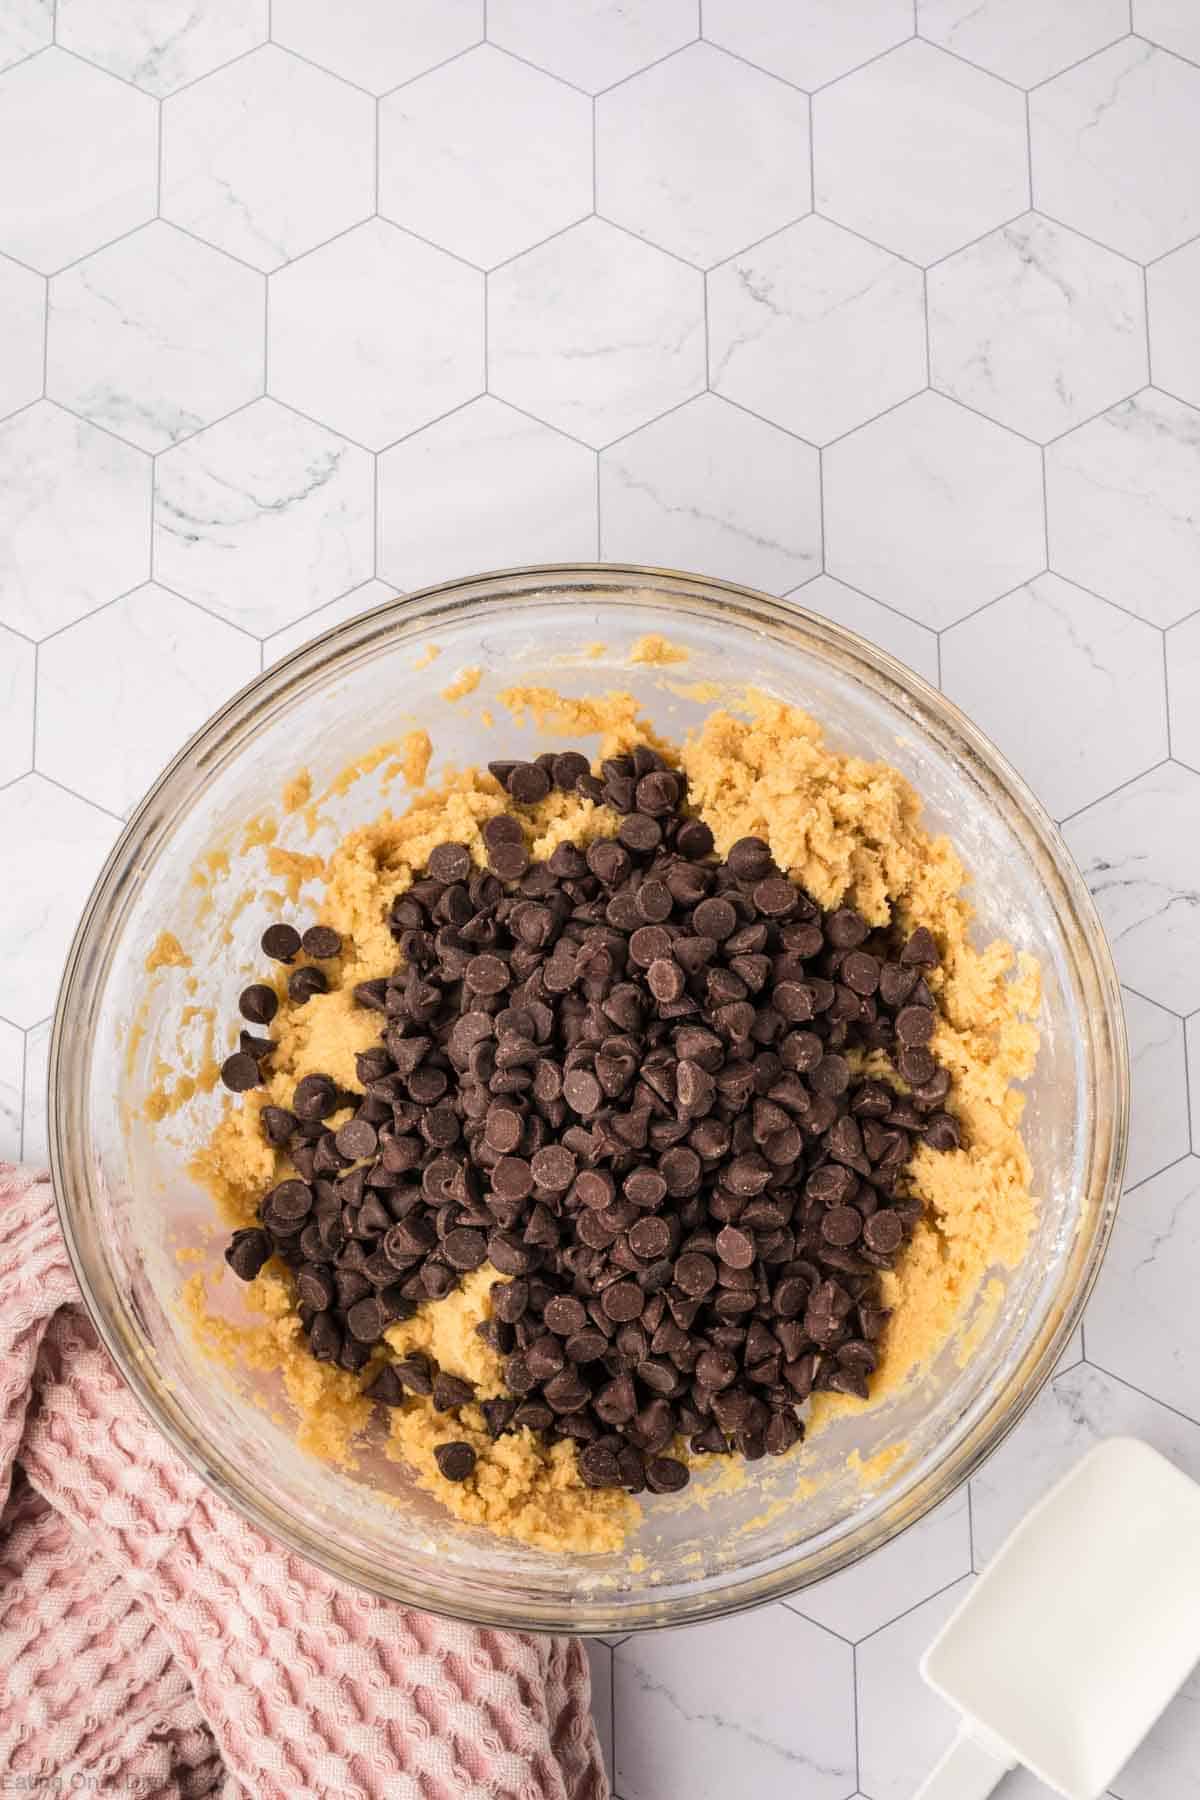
left=2, top=2, right=1199, bottom=1796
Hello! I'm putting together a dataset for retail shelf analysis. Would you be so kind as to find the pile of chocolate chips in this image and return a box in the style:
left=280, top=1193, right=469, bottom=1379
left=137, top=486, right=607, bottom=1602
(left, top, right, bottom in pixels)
left=222, top=745, right=960, bottom=1495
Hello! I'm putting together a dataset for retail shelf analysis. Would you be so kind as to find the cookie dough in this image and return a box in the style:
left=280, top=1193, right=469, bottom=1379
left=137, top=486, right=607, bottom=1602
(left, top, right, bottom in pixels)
left=185, top=690, right=1039, bottom=1549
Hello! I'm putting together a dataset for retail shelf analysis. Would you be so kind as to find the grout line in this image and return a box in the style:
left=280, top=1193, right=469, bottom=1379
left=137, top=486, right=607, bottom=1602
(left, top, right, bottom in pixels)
left=1122, top=1150, right=1193, bottom=1197
left=591, top=95, right=598, bottom=211
left=35, top=769, right=126, bottom=823
left=965, top=1478, right=976, bottom=1573
left=1085, top=1358, right=1200, bottom=1433
left=155, top=99, right=163, bottom=215
left=608, top=1642, right=616, bottom=1792
left=1024, top=90, right=1033, bottom=211
left=30, top=642, right=39, bottom=773
left=17, top=1026, right=28, bottom=1163
left=854, top=1570, right=972, bottom=1647
left=371, top=451, right=380, bottom=578
left=815, top=445, right=826, bottom=572
left=1162, top=628, right=1174, bottom=758
left=594, top=449, right=602, bottom=558
left=1183, top=1018, right=1196, bottom=1155
left=1142, top=261, right=1154, bottom=386
left=1121, top=981, right=1187, bottom=1022
left=41, top=274, right=50, bottom=395
left=851, top=1642, right=862, bottom=1792
left=1056, top=756, right=1169, bottom=826
left=1039, top=445, right=1050, bottom=569
left=920, top=267, right=931, bottom=385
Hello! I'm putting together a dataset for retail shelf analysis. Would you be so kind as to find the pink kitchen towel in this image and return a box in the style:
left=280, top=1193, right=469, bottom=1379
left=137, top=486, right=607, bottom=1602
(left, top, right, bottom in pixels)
left=0, top=1163, right=607, bottom=1799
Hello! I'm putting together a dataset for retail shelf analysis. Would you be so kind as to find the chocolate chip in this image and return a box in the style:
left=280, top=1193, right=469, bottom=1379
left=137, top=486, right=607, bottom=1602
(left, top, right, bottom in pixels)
left=432, top=1371, right=475, bottom=1411
left=261, top=923, right=301, bottom=963
left=426, top=842, right=472, bottom=884
left=895, top=1004, right=934, bottom=1047
left=220, top=1051, right=261, bottom=1092
left=923, top=1111, right=961, bottom=1151
left=293, top=1073, right=338, bottom=1120
left=434, top=1441, right=477, bottom=1482
left=727, top=837, right=773, bottom=880
left=676, top=819, right=714, bottom=859
left=239, top=983, right=278, bottom=1026
left=645, top=1455, right=689, bottom=1493
left=863, top=1210, right=904, bottom=1254
left=301, top=925, right=342, bottom=959
left=508, top=763, right=551, bottom=804
left=826, top=908, right=868, bottom=949
left=288, top=965, right=328, bottom=1005
left=225, top=1227, right=271, bottom=1280
left=901, top=926, right=939, bottom=968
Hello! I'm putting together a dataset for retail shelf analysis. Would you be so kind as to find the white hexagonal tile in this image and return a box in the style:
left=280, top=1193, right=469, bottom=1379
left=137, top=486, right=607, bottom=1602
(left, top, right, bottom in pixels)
left=380, top=46, right=590, bottom=270
left=268, top=221, right=482, bottom=450
left=929, top=214, right=1147, bottom=444
left=47, top=223, right=264, bottom=453
left=0, top=0, right=51, bottom=75
left=273, top=0, right=481, bottom=95
left=792, top=1490, right=970, bottom=1643
left=488, top=218, right=705, bottom=448
left=0, top=254, right=44, bottom=419
left=0, top=625, right=34, bottom=786
left=487, top=0, right=698, bottom=94
left=0, top=403, right=151, bottom=640
left=264, top=579, right=400, bottom=667
left=1188, top=1014, right=1200, bottom=1149
left=1169, top=612, right=1200, bottom=773
left=0, top=1017, right=22, bottom=1163
left=917, top=0, right=1128, bottom=87
left=154, top=399, right=373, bottom=634
left=598, top=393, right=820, bottom=593
left=1089, top=1156, right=1200, bottom=1424
left=0, top=776, right=121, bottom=1028
left=0, top=48, right=157, bottom=275
left=1148, top=238, right=1200, bottom=413
left=970, top=1362, right=1200, bottom=1572
left=789, top=574, right=940, bottom=686
left=21, top=1015, right=49, bottom=1167
left=708, top=216, right=925, bottom=444
left=38, top=584, right=259, bottom=816
left=824, top=392, right=1045, bottom=628
left=814, top=41, right=1027, bottom=265
left=1061, top=762, right=1200, bottom=1014
left=940, top=574, right=1166, bottom=820
left=57, top=0, right=268, bottom=97
left=704, top=0, right=911, bottom=90
left=584, top=1639, right=614, bottom=1787
left=161, top=45, right=374, bottom=273
left=1124, top=990, right=1191, bottom=1190
left=615, top=1607, right=855, bottom=1800
left=1046, top=391, right=1200, bottom=629
left=1135, top=0, right=1200, bottom=64
left=857, top=1577, right=974, bottom=1800
left=378, top=397, right=596, bottom=590
left=597, top=42, right=809, bottom=269
left=1030, top=39, right=1200, bottom=264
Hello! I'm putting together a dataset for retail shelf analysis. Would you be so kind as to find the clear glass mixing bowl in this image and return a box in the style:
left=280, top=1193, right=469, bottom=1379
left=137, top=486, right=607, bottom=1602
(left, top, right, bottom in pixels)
left=50, top=566, right=1127, bottom=1633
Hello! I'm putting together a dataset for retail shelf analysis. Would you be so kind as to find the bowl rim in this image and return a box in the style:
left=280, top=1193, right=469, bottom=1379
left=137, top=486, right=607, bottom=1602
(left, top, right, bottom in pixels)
left=49, top=561, right=1129, bottom=1632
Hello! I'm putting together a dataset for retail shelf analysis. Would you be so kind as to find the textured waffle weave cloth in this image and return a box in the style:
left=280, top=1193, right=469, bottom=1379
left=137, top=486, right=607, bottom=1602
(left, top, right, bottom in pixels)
left=0, top=1162, right=607, bottom=1800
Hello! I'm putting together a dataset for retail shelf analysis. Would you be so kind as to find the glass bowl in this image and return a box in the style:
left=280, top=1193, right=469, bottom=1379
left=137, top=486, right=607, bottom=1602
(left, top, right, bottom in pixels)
left=49, top=565, right=1127, bottom=1634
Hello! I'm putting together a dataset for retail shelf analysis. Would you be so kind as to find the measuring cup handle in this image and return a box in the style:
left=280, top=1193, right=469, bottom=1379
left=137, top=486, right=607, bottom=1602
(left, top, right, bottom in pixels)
left=913, top=1725, right=1015, bottom=1799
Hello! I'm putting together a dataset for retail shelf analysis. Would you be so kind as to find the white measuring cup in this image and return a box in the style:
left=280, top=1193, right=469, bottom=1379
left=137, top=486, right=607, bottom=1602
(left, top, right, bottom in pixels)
left=914, top=1436, right=1200, bottom=1799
